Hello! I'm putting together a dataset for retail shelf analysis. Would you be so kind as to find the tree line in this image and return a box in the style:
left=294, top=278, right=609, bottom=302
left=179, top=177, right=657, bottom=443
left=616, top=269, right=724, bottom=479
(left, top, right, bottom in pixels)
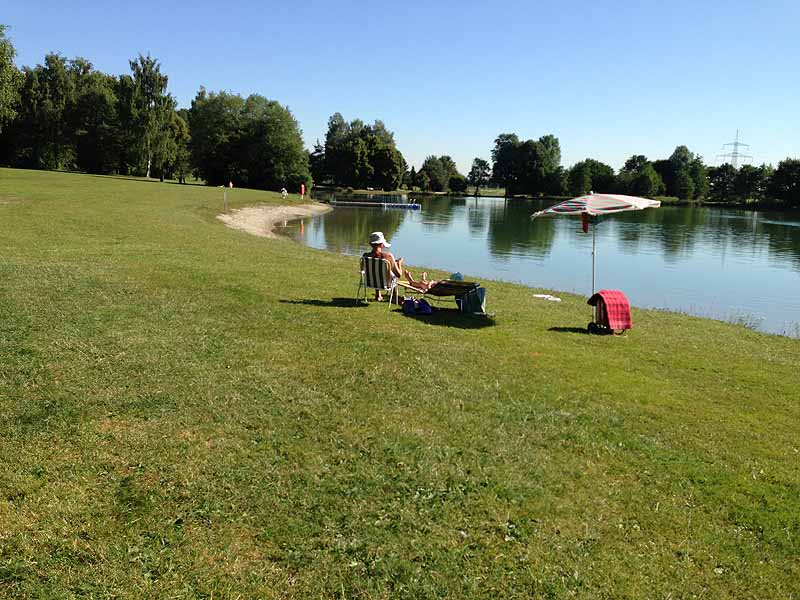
left=480, top=133, right=799, bottom=207
left=1, top=24, right=798, bottom=206
left=0, top=25, right=310, bottom=189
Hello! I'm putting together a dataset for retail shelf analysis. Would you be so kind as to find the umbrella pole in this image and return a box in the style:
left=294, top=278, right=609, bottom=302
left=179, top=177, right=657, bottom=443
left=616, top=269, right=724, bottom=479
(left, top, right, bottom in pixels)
left=592, top=223, right=597, bottom=296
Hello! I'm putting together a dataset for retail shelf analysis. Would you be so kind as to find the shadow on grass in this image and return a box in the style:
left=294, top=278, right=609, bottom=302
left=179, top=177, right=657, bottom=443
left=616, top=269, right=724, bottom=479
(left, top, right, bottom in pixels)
left=548, top=326, right=589, bottom=334
left=87, top=174, right=204, bottom=186
left=398, top=307, right=496, bottom=330
left=280, top=298, right=369, bottom=309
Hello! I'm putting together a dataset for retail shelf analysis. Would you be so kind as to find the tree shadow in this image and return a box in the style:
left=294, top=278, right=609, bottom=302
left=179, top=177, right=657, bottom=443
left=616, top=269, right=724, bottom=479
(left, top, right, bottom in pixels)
left=398, top=307, right=496, bottom=329
left=280, top=298, right=369, bottom=308
left=87, top=174, right=204, bottom=186
left=548, top=326, right=590, bottom=334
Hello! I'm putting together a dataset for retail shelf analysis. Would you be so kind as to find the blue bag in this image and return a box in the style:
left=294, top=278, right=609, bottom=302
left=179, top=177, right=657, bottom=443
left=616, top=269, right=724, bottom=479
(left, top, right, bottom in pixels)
left=416, top=298, right=433, bottom=315
left=457, top=286, right=486, bottom=314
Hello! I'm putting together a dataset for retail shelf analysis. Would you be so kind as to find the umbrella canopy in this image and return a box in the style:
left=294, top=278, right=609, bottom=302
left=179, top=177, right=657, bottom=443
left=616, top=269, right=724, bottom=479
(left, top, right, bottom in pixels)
left=531, top=193, right=660, bottom=218
left=530, top=193, right=661, bottom=295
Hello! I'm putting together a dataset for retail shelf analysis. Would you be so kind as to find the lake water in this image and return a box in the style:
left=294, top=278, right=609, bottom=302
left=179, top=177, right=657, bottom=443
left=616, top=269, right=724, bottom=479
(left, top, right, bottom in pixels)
left=287, top=193, right=800, bottom=337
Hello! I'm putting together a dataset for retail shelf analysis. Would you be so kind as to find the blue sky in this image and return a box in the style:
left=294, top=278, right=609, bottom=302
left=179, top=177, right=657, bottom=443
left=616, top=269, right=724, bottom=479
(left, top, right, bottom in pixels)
left=4, top=0, right=799, bottom=174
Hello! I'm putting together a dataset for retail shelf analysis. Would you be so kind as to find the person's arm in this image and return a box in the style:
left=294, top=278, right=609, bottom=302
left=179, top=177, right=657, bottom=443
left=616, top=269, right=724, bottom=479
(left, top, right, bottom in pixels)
left=386, top=253, right=403, bottom=277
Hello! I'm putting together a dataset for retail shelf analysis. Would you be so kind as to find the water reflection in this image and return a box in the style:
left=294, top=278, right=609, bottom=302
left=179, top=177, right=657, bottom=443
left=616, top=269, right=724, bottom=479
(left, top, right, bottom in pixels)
left=315, top=206, right=408, bottom=255
left=487, top=198, right=557, bottom=260
left=295, top=193, right=800, bottom=334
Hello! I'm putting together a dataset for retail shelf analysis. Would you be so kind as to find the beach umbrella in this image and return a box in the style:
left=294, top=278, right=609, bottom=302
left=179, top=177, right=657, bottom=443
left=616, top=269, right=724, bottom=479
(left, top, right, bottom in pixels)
left=531, top=193, right=661, bottom=294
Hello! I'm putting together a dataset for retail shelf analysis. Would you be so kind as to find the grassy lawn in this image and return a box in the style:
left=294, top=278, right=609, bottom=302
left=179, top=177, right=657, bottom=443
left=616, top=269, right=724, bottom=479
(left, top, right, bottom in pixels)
left=1, top=168, right=798, bottom=599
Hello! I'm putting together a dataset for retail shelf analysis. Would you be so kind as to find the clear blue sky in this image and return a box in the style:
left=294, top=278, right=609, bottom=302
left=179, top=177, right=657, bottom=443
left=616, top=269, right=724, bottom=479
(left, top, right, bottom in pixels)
left=4, top=0, right=799, bottom=174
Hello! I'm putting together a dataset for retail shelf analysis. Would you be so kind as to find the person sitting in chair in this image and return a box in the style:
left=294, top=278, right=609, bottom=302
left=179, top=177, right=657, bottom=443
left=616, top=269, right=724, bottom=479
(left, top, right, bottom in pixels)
left=364, top=231, right=405, bottom=301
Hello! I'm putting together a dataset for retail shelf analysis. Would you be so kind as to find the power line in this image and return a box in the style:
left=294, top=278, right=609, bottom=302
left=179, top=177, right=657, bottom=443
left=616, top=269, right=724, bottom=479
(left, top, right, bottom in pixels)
left=717, top=130, right=752, bottom=168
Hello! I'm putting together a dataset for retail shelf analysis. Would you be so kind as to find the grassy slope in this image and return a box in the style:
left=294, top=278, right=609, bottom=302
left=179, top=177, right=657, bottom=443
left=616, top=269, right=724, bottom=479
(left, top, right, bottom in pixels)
left=1, top=168, right=798, bottom=599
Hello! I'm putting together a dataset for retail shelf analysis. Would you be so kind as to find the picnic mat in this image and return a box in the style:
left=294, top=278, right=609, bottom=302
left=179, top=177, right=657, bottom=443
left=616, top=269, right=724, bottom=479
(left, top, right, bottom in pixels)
left=588, top=289, right=632, bottom=330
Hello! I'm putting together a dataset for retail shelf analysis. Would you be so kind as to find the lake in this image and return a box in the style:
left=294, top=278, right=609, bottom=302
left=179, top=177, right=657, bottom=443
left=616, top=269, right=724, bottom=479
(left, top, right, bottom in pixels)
left=286, top=193, right=800, bottom=337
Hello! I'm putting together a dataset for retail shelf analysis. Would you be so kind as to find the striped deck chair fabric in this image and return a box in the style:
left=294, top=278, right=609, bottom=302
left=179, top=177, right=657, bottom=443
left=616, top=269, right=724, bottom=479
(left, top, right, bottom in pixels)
left=356, top=256, right=398, bottom=307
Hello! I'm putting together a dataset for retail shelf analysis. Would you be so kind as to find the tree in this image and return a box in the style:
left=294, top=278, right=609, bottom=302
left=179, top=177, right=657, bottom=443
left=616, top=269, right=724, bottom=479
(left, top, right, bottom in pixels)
left=622, top=155, right=649, bottom=174
left=491, top=133, right=521, bottom=196
left=651, top=159, right=673, bottom=195
left=188, top=88, right=310, bottom=190
left=674, top=168, right=695, bottom=200
left=467, top=158, right=490, bottom=196
left=168, top=110, right=191, bottom=183
left=369, top=142, right=404, bottom=190
left=319, top=113, right=406, bottom=189
left=568, top=161, right=592, bottom=196
left=708, top=164, right=737, bottom=201
left=689, top=157, right=709, bottom=200
left=188, top=89, right=245, bottom=185
left=768, top=159, right=800, bottom=208
left=449, top=174, right=468, bottom=193
left=569, top=158, right=615, bottom=195
left=517, top=135, right=562, bottom=196
left=129, top=54, right=173, bottom=177
left=544, top=166, right=568, bottom=196
left=416, top=170, right=431, bottom=192
left=584, top=159, right=615, bottom=193
left=734, top=164, right=771, bottom=203
left=73, top=71, right=120, bottom=173
left=0, top=24, right=22, bottom=133
left=402, top=165, right=416, bottom=189
left=663, top=145, right=706, bottom=200
left=8, top=53, right=77, bottom=169
left=619, top=155, right=664, bottom=197
left=630, top=164, right=663, bottom=197
left=309, top=139, right=326, bottom=184
left=419, top=155, right=448, bottom=191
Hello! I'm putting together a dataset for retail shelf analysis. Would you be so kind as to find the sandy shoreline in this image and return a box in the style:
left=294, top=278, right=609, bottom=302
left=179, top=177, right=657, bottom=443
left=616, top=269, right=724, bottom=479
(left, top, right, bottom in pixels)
left=217, top=203, right=332, bottom=239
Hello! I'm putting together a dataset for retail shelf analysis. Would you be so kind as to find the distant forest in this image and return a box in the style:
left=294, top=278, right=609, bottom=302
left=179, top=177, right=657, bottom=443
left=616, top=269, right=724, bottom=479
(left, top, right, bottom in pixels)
left=1, top=25, right=798, bottom=207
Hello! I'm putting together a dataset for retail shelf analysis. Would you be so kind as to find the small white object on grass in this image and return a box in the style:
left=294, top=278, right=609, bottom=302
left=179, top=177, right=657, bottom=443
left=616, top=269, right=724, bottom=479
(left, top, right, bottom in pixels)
left=533, top=293, right=562, bottom=302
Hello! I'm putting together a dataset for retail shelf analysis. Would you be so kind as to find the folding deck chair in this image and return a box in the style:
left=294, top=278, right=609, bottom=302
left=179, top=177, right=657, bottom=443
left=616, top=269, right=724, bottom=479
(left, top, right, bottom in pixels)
left=356, top=256, right=399, bottom=308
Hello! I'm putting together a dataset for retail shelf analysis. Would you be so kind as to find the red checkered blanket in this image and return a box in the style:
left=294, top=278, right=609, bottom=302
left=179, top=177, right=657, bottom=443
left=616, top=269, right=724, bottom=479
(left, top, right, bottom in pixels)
left=587, top=289, right=632, bottom=331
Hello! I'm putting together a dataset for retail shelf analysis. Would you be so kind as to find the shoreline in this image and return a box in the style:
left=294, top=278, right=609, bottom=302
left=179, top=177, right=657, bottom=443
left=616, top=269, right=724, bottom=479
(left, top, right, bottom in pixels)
left=218, top=201, right=798, bottom=338
left=217, top=202, right=332, bottom=239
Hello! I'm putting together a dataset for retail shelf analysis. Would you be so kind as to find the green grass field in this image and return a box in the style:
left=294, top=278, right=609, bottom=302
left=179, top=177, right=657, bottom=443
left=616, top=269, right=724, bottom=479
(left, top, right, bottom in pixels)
left=1, top=168, right=798, bottom=599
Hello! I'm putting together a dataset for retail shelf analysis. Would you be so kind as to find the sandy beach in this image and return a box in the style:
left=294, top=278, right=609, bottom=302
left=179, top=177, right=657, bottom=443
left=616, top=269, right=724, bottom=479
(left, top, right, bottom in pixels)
left=217, top=203, right=332, bottom=239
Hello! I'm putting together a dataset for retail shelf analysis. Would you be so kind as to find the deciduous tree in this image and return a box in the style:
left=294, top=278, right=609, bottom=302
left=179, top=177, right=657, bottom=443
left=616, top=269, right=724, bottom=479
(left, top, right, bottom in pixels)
left=467, top=158, right=490, bottom=196
left=0, top=24, right=22, bottom=133
left=129, top=54, right=173, bottom=178
left=768, top=159, right=800, bottom=208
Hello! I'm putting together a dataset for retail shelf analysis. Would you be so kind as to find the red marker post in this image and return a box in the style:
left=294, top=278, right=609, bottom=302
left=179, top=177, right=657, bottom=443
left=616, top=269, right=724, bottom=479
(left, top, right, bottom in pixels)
left=300, top=183, right=305, bottom=200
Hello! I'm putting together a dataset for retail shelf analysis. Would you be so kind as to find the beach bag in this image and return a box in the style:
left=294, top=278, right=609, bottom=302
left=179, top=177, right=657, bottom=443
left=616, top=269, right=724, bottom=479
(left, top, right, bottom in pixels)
left=457, top=286, right=486, bottom=314
left=416, top=298, right=433, bottom=315
left=402, top=297, right=434, bottom=316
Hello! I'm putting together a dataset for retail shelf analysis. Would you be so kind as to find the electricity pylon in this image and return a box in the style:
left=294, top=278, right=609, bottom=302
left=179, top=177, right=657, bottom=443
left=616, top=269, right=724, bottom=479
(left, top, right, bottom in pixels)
left=717, top=130, right=752, bottom=168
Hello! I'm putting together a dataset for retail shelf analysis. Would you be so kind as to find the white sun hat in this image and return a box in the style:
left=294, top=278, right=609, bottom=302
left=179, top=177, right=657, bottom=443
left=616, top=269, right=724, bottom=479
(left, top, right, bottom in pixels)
left=368, top=231, right=391, bottom=247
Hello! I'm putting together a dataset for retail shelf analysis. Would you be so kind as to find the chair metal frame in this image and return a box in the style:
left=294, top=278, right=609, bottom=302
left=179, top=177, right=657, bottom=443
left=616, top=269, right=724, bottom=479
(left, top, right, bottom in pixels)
left=356, top=257, right=399, bottom=308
